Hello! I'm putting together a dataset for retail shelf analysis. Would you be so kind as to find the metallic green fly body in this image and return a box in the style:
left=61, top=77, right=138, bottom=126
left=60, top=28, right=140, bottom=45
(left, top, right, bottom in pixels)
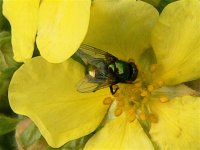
left=74, top=44, right=138, bottom=94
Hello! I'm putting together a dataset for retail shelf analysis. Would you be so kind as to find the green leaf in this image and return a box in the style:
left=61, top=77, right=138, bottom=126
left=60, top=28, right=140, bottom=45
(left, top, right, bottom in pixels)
left=47, top=134, right=93, bottom=150
left=0, top=0, right=10, bottom=31
left=0, top=31, right=21, bottom=102
left=0, top=67, right=19, bottom=102
left=0, top=132, right=17, bottom=150
left=19, top=123, right=41, bottom=147
left=0, top=31, right=19, bottom=71
left=0, top=114, right=19, bottom=135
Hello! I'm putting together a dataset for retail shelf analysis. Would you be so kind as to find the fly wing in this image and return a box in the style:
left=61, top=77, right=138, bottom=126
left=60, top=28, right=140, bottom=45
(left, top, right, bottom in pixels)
left=76, top=75, right=115, bottom=93
left=75, top=44, right=117, bottom=65
left=79, top=44, right=108, bottom=59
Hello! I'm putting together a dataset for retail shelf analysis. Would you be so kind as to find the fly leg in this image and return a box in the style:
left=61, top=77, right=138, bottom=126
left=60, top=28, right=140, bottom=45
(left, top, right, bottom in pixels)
left=110, top=84, right=119, bottom=95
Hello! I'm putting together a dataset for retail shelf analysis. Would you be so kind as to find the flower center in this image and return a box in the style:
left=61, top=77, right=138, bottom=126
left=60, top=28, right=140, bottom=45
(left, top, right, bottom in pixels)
left=103, top=64, right=168, bottom=123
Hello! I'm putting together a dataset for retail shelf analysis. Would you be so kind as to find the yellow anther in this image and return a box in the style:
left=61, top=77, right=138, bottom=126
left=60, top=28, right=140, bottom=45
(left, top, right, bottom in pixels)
left=103, top=97, right=113, bottom=105
left=132, top=88, right=140, bottom=95
left=117, top=100, right=125, bottom=107
left=159, top=96, right=169, bottom=103
left=140, top=90, right=148, bottom=97
left=114, top=107, right=123, bottom=117
left=129, top=96, right=136, bottom=101
left=140, top=112, right=146, bottom=120
left=148, top=113, right=158, bottom=123
left=142, top=97, right=149, bottom=104
left=113, top=92, right=120, bottom=97
left=115, top=96, right=123, bottom=101
left=128, top=113, right=136, bottom=123
left=126, top=108, right=136, bottom=123
left=128, top=108, right=136, bottom=115
left=157, top=80, right=165, bottom=87
left=150, top=64, right=157, bottom=72
left=147, top=85, right=154, bottom=92
left=134, top=82, right=142, bottom=88
left=141, top=73, right=146, bottom=80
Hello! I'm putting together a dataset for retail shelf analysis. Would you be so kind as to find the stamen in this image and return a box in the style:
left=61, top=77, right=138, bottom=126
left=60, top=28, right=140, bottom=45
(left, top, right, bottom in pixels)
left=140, top=90, right=148, bottom=97
left=148, top=113, right=158, bottom=123
left=113, top=92, right=120, bottom=97
left=150, top=64, right=157, bottom=72
left=139, top=112, right=146, bottom=120
left=103, top=64, right=166, bottom=124
left=159, top=96, right=169, bottom=103
left=128, top=113, right=136, bottom=123
left=147, top=85, right=154, bottom=92
left=114, top=107, right=123, bottom=117
left=126, top=108, right=136, bottom=123
left=135, top=82, right=142, bottom=88
left=103, top=97, right=113, bottom=105
left=157, top=80, right=165, bottom=87
left=142, top=97, right=149, bottom=104
left=117, top=100, right=125, bottom=107
left=128, top=108, right=136, bottom=114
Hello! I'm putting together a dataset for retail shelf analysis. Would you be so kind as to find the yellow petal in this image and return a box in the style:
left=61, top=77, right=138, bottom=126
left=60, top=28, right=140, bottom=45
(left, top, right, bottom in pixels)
left=3, top=0, right=39, bottom=62
left=152, top=84, right=198, bottom=99
left=9, top=57, right=111, bottom=148
left=84, top=0, right=158, bottom=64
left=142, top=0, right=161, bottom=7
left=149, top=96, right=200, bottom=150
left=84, top=116, right=154, bottom=150
left=36, top=0, right=91, bottom=63
left=152, top=0, right=200, bottom=85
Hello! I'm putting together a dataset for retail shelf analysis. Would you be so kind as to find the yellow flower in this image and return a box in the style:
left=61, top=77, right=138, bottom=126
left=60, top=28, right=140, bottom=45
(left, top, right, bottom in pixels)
left=141, top=0, right=161, bottom=7
left=3, top=0, right=91, bottom=63
left=8, top=0, right=200, bottom=149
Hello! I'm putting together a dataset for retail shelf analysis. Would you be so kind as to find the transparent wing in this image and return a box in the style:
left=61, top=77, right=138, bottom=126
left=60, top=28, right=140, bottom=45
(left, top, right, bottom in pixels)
left=75, top=44, right=117, bottom=65
left=79, top=44, right=108, bottom=59
left=76, top=75, right=115, bottom=93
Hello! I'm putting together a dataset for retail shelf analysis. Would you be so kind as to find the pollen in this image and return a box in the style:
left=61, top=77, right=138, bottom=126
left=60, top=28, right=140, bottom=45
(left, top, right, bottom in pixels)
left=104, top=64, right=168, bottom=125
left=127, top=108, right=136, bottom=123
left=150, top=64, right=157, bottom=72
left=114, top=107, right=123, bottom=117
left=160, top=96, right=169, bottom=103
left=148, top=113, right=158, bottom=123
left=103, top=97, right=113, bottom=105
left=139, top=112, right=146, bottom=120
left=147, top=84, right=154, bottom=92
left=157, top=80, right=165, bottom=87
left=117, top=100, right=125, bottom=107
left=128, top=113, right=136, bottom=123
left=140, top=90, right=148, bottom=97
left=134, top=82, right=142, bottom=88
left=113, top=91, right=120, bottom=97
left=142, top=97, right=148, bottom=104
